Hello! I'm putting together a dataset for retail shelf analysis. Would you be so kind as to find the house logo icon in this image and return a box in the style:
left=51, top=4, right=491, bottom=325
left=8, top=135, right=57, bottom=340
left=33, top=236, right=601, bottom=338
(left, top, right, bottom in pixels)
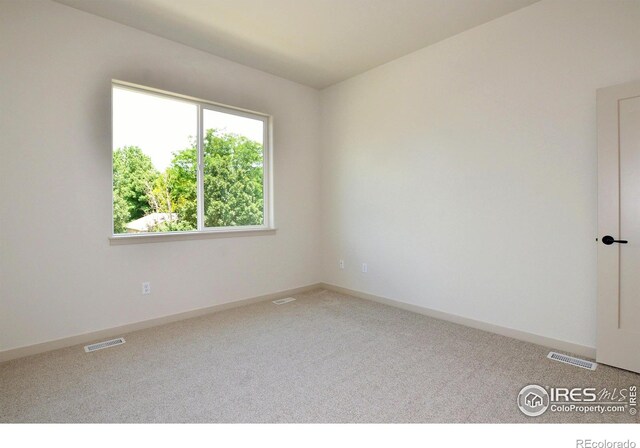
left=525, top=392, right=543, bottom=407
left=517, top=385, right=549, bottom=417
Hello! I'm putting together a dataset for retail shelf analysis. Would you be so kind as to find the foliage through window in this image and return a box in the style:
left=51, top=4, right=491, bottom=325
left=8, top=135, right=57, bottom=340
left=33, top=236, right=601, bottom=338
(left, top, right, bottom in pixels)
left=112, top=82, right=270, bottom=235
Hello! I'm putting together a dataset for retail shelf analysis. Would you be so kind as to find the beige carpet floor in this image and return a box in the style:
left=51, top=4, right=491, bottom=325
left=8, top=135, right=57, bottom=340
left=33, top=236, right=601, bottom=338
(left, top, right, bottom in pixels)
left=1, top=289, right=639, bottom=423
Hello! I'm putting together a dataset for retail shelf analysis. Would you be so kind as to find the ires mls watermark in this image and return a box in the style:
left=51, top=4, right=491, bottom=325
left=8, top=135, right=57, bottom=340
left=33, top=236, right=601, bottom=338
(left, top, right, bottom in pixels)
left=517, top=384, right=637, bottom=417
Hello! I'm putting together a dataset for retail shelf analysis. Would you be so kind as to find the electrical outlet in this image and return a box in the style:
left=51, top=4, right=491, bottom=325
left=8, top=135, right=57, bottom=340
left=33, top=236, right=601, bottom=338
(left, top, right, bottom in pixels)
left=339, top=259, right=345, bottom=269
left=142, top=281, right=151, bottom=295
left=361, top=263, right=368, bottom=273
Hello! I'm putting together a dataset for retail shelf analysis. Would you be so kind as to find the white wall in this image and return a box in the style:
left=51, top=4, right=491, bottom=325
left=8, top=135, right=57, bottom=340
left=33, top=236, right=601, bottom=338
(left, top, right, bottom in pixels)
left=320, top=0, right=640, bottom=349
left=0, top=0, right=321, bottom=352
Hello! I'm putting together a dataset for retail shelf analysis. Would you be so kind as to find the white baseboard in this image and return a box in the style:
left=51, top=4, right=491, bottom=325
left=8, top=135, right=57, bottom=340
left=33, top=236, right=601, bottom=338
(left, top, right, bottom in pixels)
left=1, top=282, right=596, bottom=363
left=320, top=283, right=597, bottom=359
left=0, top=283, right=323, bottom=363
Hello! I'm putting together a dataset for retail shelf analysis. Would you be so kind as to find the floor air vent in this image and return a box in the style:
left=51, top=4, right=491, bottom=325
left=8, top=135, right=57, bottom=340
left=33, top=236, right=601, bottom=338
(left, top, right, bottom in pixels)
left=84, top=337, right=126, bottom=353
left=547, top=351, right=597, bottom=371
left=272, top=297, right=296, bottom=305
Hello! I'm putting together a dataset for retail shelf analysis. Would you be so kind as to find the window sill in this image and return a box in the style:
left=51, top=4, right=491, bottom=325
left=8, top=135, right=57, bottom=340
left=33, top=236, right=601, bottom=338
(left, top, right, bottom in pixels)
left=109, top=227, right=277, bottom=245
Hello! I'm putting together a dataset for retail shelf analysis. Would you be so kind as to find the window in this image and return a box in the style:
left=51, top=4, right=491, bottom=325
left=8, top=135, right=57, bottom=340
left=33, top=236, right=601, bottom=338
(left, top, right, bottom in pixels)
left=111, top=81, right=271, bottom=238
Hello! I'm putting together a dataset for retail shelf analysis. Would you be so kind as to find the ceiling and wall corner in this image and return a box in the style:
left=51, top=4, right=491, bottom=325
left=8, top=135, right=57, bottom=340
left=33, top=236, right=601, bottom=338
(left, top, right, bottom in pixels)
left=51, top=0, right=539, bottom=89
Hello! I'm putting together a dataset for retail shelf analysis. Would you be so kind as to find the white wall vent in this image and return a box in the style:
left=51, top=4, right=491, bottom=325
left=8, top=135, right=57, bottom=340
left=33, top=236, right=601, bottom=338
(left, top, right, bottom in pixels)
left=272, top=297, right=296, bottom=305
left=84, top=337, right=126, bottom=353
left=547, top=351, right=597, bottom=370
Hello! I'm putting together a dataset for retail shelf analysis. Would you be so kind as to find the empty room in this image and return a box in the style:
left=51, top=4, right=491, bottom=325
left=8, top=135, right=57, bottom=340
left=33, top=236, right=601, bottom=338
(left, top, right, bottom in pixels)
left=1, top=0, right=640, bottom=442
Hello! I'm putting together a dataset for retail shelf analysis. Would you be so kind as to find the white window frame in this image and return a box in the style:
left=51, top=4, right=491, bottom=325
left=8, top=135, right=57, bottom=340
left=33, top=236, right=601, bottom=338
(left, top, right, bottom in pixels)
left=110, top=80, right=274, bottom=244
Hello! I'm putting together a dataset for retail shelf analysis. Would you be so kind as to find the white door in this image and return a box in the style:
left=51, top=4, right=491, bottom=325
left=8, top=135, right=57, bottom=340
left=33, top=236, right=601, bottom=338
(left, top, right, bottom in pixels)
left=597, top=79, right=640, bottom=373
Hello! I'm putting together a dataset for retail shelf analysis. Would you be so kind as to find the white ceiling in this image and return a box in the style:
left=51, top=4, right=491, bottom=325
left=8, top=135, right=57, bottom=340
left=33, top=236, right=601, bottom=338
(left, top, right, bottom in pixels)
left=53, top=0, right=539, bottom=89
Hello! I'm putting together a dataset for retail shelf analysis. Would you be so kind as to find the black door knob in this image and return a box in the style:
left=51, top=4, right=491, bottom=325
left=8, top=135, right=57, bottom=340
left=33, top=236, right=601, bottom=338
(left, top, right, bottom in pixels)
left=602, top=235, right=628, bottom=245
